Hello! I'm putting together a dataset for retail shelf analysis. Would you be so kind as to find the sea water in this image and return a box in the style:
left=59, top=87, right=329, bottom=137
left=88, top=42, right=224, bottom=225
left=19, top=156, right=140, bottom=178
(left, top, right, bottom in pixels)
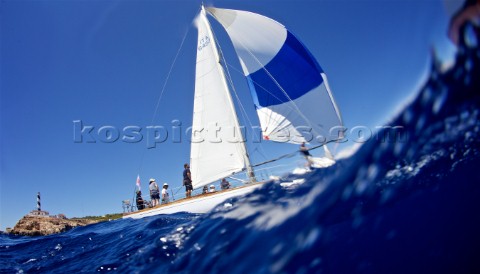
left=1, top=28, right=479, bottom=274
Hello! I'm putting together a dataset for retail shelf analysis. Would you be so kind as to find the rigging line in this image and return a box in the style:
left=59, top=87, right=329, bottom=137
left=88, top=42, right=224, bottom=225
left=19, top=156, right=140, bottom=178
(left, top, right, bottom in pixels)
left=251, top=139, right=338, bottom=167
left=227, top=176, right=249, bottom=183
left=253, top=164, right=289, bottom=172
left=251, top=147, right=269, bottom=161
left=150, top=26, right=190, bottom=124
left=211, top=30, right=256, bottom=140
left=136, top=25, right=191, bottom=175
left=222, top=61, right=279, bottom=166
left=173, top=185, right=183, bottom=196
left=224, top=61, right=311, bottom=145
left=223, top=61, right=296, bottom=156
left=223, top=59, right=327, bottom=165
left=252, top=151, right=298, bottom=167
left=224, top=60, right=253, bottom=132
left=233, top=37, right=328, bottom=145
left=218, top=50, right=270, bottom=163
left=221, top=61, right=252, bottom=131
left=247, top=49, right=318, bottom=138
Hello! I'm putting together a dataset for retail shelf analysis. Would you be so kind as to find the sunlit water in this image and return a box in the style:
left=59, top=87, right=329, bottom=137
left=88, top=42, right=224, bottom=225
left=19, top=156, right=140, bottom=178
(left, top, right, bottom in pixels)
left=1, top=27, right=479, bottom=274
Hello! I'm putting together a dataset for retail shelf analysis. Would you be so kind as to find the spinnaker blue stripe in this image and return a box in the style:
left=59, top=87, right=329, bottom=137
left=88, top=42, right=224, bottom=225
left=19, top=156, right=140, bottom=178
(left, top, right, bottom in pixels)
left=247, top=31, right=324, bottom=107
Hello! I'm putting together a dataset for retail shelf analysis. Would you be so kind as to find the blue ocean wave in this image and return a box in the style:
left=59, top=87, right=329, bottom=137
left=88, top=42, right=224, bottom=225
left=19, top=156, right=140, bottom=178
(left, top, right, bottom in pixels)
left=1, top=25, right=479, bottom=274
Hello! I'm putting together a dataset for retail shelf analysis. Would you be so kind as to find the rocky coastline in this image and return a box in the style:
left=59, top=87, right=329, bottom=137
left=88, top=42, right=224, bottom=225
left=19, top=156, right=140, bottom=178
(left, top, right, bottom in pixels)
left=4, top=192, right=123, bottom=236
left=8, top=215, right=100, bottom=236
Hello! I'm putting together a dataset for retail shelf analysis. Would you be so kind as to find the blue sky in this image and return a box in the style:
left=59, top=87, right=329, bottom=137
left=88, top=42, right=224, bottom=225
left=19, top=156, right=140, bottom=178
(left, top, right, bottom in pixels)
left=1, top=0, right=455, bottom=230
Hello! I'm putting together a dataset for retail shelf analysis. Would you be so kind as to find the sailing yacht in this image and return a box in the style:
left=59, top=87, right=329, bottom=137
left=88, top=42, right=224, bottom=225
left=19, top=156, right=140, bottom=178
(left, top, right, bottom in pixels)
left=123, top=5, right=342, bottom=219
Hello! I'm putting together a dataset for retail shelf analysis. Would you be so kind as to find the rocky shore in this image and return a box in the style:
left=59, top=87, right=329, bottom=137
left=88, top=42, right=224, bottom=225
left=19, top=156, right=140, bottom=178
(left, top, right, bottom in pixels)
left=9, top=215, right=100, bottom=236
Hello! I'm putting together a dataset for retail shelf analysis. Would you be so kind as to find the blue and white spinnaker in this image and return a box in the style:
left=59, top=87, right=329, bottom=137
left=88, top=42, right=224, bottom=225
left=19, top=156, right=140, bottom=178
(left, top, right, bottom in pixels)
left=208, top=7, right=343, bottom=144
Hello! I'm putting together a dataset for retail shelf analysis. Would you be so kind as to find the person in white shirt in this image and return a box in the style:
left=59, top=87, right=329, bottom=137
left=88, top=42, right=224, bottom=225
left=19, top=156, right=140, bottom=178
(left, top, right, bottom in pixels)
left=209, top=185, right=216, bottom=193
left=161, top=183, right=170, bottom=204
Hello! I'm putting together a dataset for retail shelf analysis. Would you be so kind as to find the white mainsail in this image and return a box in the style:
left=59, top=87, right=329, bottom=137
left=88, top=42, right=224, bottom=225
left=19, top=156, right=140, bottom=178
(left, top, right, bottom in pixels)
left=191, top=7, right=254, bottom=189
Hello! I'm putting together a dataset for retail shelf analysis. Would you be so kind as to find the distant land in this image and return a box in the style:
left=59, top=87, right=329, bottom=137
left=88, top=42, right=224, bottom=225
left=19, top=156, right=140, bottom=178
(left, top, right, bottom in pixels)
left=3, top=192, right=123, bottom=236
left=5, top=213, right=123, bottom=236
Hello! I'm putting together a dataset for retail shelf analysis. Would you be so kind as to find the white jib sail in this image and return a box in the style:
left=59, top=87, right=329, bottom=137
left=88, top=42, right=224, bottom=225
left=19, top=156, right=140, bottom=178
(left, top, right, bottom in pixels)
left=190, top=7, right=250, bottom=189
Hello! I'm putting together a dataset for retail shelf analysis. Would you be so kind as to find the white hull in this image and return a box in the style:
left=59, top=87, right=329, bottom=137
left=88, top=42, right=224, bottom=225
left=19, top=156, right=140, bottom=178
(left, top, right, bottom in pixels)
left=123, top=183, right=263, bottom=219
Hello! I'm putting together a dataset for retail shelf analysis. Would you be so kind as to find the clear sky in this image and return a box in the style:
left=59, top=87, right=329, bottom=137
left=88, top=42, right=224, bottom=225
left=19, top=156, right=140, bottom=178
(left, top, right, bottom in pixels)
left=1, top=0, right=455, bottom=230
